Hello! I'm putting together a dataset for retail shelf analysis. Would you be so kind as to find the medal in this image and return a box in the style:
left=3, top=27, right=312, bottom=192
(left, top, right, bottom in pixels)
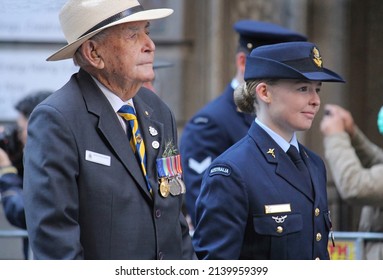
left=169, top=177, right=181, bottom=196
left=159, top=178, right=170, bottom=197
left=156, top=153, right=185, bottom=197
left=176, top=175, right=186, bottom=194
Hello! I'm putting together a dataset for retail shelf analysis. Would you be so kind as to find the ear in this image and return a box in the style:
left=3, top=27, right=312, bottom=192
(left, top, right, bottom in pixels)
left=255, top=82, right=271, bottom=103
left=235, top=52, right=247, bottom=74
left=81, top=40, right=105, bottom=69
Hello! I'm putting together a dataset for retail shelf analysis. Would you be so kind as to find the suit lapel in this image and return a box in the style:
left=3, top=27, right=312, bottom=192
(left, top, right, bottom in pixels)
left=78, top=71, right=152, bottom=199
left=133, top=94, right=163, bottom=196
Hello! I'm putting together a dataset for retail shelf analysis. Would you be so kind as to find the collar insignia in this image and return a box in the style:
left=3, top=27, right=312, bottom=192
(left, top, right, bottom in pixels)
left=267, top=148, right=275, bottom=158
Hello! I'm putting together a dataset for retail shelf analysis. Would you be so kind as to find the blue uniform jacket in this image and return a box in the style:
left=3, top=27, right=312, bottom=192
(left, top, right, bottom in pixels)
left=180, top=84, right=254, bottom=225
left=192, top=121, right=332, bottom=259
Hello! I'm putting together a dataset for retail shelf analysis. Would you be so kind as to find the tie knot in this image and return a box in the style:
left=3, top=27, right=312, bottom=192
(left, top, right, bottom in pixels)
left=118, top=104, right=136, bottom=121
left=286, top=145, right=301, bottom=163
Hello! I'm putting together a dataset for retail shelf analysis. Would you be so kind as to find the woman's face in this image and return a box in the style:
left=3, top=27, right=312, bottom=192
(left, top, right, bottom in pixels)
left=258, top=79, right=321, bottom=141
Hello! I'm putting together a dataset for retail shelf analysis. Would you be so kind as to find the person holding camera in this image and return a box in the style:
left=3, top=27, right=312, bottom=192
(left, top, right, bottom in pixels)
left=320, top=104, right=383, bottom=259
left=0, top=91, right=51, bottom=259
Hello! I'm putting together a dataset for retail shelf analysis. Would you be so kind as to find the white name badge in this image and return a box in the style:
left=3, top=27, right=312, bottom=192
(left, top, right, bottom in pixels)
left=85, top=150, right=111, bottom=166
left=264, top=203, right=291, bottom=214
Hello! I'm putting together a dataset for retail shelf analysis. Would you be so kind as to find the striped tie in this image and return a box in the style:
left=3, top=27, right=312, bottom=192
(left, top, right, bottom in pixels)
left=118, top=104, right=152, bottom=194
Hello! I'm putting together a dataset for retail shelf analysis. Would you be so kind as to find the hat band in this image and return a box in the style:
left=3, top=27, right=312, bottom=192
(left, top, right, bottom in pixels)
left=283, top=57, right=323, bottom=73
left=79, top=5, right=144, bottom=38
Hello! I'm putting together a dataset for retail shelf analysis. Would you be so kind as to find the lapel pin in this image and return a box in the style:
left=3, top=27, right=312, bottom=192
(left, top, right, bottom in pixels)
left=152, top=141, right=160, bottom=149
left=149, top=126, right=158, bottom=136
left=267, top=148, right=275, bottom=158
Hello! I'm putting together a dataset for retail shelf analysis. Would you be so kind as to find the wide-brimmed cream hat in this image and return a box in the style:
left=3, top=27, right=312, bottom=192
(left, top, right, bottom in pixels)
left=47, top=0, right=173, bottom=61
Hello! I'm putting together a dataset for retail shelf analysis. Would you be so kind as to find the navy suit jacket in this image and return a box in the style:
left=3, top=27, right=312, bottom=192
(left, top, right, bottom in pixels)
left=23, top=69, right=194, bottom=260
left=192, top=122, right=332, bottom=259
left=180, top=84, right=254, bottom=225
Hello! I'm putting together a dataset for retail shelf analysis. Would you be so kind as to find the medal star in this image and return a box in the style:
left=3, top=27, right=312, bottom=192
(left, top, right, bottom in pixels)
left=267, top=148, right=275, bottom=158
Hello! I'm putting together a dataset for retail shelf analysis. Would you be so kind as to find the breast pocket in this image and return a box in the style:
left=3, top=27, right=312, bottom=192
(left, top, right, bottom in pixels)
left=253, top=213, right=303, bottom=259
left=253, top=213, right=302, bottom=236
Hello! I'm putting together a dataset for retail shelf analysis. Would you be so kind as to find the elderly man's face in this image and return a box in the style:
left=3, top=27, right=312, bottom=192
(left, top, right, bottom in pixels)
left=95, top=21, right=156, bottom=91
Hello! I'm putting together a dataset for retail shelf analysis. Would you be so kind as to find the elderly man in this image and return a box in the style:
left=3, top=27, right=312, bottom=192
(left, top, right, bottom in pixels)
left=23, top=0, right=194, bottom=260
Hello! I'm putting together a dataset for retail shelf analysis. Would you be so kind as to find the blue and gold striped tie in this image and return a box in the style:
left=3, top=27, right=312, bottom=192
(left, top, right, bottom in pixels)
left=118, top=104, right=152, bottom=194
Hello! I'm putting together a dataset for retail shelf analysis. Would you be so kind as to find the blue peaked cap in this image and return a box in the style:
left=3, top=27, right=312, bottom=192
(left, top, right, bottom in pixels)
left=244, top=41, right=345, bottom=83
left=234, top=20, right=307, bottom=52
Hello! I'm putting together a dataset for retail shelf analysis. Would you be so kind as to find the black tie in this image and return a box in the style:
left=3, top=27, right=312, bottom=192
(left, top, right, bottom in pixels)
left=286, top=145, right=313, bottom=198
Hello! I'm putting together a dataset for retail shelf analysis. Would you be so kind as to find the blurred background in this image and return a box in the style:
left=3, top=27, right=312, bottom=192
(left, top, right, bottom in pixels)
left=1, top=0, right=382, bottom=259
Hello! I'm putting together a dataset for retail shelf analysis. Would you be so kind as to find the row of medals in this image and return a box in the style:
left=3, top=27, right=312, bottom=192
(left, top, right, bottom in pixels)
left=159, top=175, right=186, bottom=198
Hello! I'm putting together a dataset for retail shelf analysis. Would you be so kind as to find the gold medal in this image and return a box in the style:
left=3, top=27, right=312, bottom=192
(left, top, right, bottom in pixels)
left=159, top=178, right=170, bottom=197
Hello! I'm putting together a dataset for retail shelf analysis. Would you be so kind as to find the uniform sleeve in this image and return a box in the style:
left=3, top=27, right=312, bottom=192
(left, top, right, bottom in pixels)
left=324, top=130, right=383, bottom=206
left=180, top=116, right=231, bottom=225
left=192, top=162, right=248, bottom=259
left=23, top=104, right=82, bottom=259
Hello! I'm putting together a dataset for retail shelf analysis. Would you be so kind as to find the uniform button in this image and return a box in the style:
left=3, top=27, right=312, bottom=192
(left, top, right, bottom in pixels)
left=315, top=257, right=320, bottom=260
left=276, top=226, right=283, bottom=234
left=155, top=209, right=161, bottom=218
left=316, top=233, right=322, bottom=241
left=158, top=251, right=164, bottom=260
left=315, top=208, right=320, bottom=216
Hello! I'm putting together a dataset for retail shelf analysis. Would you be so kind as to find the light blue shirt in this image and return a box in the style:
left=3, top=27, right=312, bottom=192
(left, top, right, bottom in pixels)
left=230, top=78, right=240, bottom=90
left=255, top=118, right=299, bottom=152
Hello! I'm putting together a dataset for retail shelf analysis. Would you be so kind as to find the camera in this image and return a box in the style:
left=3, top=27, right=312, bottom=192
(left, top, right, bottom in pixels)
left=0, top=125, right=20, bottom=153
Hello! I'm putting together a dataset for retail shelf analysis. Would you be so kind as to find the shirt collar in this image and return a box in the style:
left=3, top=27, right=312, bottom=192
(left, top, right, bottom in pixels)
left=231, top=78, right=240, bottom=90
left=92, top=76, right=134, bottom=112
left=255, top=118, right=299, bottom=152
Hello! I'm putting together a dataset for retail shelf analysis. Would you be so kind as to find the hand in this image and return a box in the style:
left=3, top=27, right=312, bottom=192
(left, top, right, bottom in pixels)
left=320, top=104, right=356, bottom=137
left=0, top=148, right=12, bottom=167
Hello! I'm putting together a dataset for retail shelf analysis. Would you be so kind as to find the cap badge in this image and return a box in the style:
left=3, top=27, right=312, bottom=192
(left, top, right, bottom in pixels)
left=312, top=47, right=323, bottom=68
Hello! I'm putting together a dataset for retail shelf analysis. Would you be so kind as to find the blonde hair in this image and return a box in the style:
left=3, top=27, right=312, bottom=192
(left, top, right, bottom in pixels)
left=234, top=80, right=260, bottom=114
left=234, top=79, right=278, bottom=114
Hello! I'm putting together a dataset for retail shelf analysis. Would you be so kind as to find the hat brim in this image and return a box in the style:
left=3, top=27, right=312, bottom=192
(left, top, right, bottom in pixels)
left=47, top=8, right=173, bottom=61
left=244, top=56, right=345, bottom=83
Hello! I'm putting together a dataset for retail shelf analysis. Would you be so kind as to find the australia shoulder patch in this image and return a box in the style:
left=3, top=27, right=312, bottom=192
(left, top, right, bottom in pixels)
left=209, top=165, right=231, bottom=177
